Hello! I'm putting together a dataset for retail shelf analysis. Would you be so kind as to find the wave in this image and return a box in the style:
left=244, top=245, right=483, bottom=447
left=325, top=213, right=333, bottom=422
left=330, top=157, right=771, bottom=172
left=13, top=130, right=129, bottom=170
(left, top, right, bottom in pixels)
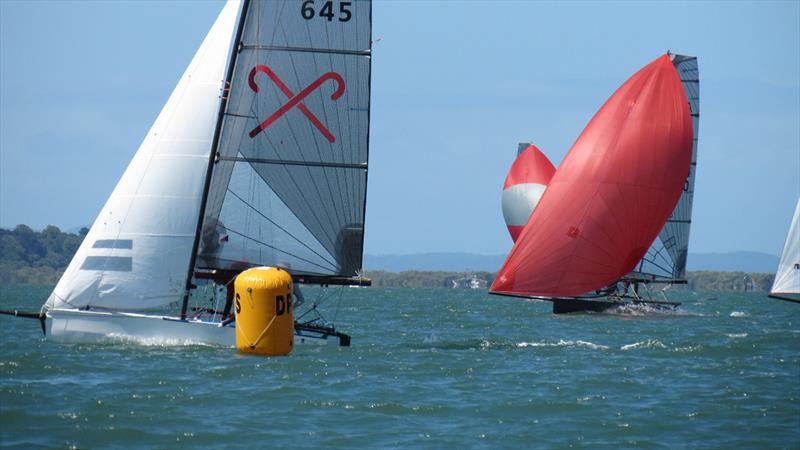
left=725, top=333, right=748, bottom=338
left=729, top=311, right=749, bottom=318
left=409, top=339, right=515, bottom=351
left=620, top=339, right=667, bottom=350
left=103, top=333, right=225, bottom=347
left=603, top=302, right=698, bottom=317
left=516, top=340, right=609, bottom=350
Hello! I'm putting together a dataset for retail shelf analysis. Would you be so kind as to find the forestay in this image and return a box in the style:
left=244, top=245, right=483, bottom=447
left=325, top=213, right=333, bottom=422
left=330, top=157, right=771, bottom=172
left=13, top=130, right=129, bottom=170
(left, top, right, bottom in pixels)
left=198, top=0, right=372, bottom=278
left=629, top=54, right=699, bottom=282
left=44, top=2, right=241, bottom=311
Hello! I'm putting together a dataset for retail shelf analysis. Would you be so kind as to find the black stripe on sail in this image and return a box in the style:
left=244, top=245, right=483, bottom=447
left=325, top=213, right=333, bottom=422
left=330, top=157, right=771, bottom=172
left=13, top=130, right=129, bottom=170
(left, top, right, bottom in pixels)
left=81, top=256, right=132, bottom=272
left=92, top=239, right=133, bottom=249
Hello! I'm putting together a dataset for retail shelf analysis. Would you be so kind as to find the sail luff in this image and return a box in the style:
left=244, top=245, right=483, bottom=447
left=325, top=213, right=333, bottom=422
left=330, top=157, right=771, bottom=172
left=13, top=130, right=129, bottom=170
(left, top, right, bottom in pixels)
left=181, top=0, right=252, bottom=319
left=770, top=199, right=800, bottom=301
left=355, top=2, right=374, bottom=276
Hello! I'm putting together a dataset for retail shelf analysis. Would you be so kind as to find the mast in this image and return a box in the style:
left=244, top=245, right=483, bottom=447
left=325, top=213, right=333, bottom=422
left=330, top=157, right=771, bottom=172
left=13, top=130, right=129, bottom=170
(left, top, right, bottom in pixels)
left=181, top=0, right=252, bottom=320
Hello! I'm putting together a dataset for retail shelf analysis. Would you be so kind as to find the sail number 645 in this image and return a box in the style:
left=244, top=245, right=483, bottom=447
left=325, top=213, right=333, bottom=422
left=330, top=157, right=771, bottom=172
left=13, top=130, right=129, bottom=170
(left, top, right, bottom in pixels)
left=301, top=0, right=352, bottom=22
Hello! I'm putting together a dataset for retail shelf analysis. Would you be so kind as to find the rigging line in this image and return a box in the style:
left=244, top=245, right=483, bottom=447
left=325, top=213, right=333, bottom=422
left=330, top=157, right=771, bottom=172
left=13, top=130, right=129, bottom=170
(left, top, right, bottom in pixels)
left=226, top=188, right=338, bottom=268
left=224, top=227, right=337, bottom=272
left=332, top=285, right=345, bottom=324
left=210, top=256, right=333, bottom=278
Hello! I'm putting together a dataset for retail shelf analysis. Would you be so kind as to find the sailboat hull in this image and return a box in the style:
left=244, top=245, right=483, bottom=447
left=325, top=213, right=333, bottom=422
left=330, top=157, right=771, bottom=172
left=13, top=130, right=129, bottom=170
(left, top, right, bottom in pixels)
left=768, top=294, right=800, bottom=304
left=46, top=309, right=333, bottom=346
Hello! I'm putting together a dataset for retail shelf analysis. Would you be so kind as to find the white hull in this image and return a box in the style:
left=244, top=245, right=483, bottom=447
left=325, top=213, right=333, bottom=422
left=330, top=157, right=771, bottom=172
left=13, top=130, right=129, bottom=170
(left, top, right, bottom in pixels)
left=46, top=309, right=333, bottom=346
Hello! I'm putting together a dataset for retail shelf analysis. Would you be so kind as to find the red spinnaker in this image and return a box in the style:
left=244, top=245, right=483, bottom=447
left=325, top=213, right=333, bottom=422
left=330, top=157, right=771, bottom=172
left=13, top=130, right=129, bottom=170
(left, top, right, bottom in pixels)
left=491, top=55, right=693, bottom=297
left=502, top=145, right=556, bottom=242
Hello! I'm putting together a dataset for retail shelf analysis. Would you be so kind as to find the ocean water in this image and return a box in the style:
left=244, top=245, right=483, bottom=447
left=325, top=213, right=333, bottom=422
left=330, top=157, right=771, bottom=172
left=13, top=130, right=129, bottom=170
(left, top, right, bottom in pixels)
left=1, top=285, right=798, bottom=449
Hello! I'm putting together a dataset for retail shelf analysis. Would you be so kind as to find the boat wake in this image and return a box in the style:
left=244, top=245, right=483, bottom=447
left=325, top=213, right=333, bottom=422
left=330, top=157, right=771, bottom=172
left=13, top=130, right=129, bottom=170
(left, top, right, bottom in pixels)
left=100, top=333, right=226, bottom=348
left=516, top=340, right=609, bottom=350
left=603, top=302, right=696, bottom=317
left=620, top=339, right=667, bottom=350
left=410, top=339, right=515, bottom=351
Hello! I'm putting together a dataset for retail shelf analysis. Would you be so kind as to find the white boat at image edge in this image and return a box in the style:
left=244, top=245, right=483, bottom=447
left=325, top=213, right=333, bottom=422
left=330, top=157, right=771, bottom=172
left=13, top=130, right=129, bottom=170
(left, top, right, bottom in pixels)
left=769, top=199, right=800, bottom=303
left=3, top=0, right=373, bottom=346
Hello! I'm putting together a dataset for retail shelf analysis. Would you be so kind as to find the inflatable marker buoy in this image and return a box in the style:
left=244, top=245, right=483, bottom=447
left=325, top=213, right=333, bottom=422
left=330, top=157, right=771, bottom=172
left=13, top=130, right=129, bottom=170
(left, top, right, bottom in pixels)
left=501, top=143, right=556, bottom=241
left=234, top=267, right=294, bottom=356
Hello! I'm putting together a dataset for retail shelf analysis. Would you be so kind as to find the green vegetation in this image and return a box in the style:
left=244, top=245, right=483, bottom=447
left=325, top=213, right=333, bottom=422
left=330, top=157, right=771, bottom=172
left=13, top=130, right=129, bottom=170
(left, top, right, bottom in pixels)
left=0, top=226, right=777, bottom=291
left=686, top=271, right=773, bottom=292
left=0, top=225, right=87, bottom=284
left=363, top=270, right=496, bottom=288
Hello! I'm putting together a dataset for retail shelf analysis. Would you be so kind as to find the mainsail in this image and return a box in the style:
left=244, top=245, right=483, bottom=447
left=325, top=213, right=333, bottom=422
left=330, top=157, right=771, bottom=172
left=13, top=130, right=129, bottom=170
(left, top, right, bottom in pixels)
left=491, top=54, right=693, bottom=298
left=628, top=54, right=699, bottom=282
left=769, top=199, right=800, bottom=303
left=197, top=0, right=372, bottom=278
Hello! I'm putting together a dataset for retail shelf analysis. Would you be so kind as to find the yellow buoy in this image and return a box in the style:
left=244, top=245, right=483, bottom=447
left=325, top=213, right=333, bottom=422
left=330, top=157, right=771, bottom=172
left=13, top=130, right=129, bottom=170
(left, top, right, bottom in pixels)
left=234, top=267, right=294, bottom=356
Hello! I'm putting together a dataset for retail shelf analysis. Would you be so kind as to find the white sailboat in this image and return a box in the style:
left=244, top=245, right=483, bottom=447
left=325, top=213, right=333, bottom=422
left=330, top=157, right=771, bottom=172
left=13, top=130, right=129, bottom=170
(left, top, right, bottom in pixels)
left=39, top=0, right=373, bottom=346
left=769, top=199, right=800, bottom=303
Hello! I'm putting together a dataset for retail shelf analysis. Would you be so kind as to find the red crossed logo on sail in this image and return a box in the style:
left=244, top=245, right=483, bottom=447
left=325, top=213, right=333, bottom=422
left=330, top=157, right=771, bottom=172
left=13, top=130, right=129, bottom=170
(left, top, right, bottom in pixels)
left=247, top=65, right=345, bottom=143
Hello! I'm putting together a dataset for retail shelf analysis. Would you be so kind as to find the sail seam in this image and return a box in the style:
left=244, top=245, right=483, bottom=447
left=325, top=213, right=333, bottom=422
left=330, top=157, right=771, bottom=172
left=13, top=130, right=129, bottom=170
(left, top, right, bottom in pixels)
left=242, top=44, right=370, bottom=56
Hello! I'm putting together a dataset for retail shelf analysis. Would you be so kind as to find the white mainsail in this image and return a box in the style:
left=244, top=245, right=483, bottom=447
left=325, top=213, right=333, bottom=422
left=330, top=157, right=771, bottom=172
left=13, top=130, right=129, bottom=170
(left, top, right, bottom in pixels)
left=770, top=199, right=800, bottom=302
left=44, top=1, right=241, bottom=311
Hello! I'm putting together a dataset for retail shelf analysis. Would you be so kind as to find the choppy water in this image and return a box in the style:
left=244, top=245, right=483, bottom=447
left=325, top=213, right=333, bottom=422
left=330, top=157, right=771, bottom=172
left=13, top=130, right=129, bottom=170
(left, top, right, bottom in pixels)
left=1, top=285, right=799, bottom=449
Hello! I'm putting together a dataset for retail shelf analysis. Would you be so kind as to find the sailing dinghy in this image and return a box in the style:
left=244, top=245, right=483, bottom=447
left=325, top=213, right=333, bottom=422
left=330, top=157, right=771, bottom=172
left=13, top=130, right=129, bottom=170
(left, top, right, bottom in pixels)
left=769, top=199, right=800, bottom=303
left=11, top=0, right=373, bottom=346
left=492, top=54, right=699, bottom=313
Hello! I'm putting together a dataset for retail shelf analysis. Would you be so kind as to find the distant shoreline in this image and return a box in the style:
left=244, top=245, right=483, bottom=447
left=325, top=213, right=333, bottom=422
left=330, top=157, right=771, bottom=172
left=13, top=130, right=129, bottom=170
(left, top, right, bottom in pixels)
left=0, top=225, right=775, bottom=291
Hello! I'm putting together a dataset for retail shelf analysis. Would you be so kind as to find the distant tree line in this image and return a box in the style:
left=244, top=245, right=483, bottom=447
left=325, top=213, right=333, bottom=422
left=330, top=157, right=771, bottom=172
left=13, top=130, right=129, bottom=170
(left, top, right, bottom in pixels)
left=363, top=270, right=496, bottom=288
left=0, top=225, right=87, bottom=284
left=0, top=226, right=777, bottom=291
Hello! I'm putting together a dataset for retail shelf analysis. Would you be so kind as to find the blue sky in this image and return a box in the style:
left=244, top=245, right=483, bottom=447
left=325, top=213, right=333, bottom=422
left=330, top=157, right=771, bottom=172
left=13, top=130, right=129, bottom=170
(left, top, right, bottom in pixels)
left=1, top=1, right=798, bottom=257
